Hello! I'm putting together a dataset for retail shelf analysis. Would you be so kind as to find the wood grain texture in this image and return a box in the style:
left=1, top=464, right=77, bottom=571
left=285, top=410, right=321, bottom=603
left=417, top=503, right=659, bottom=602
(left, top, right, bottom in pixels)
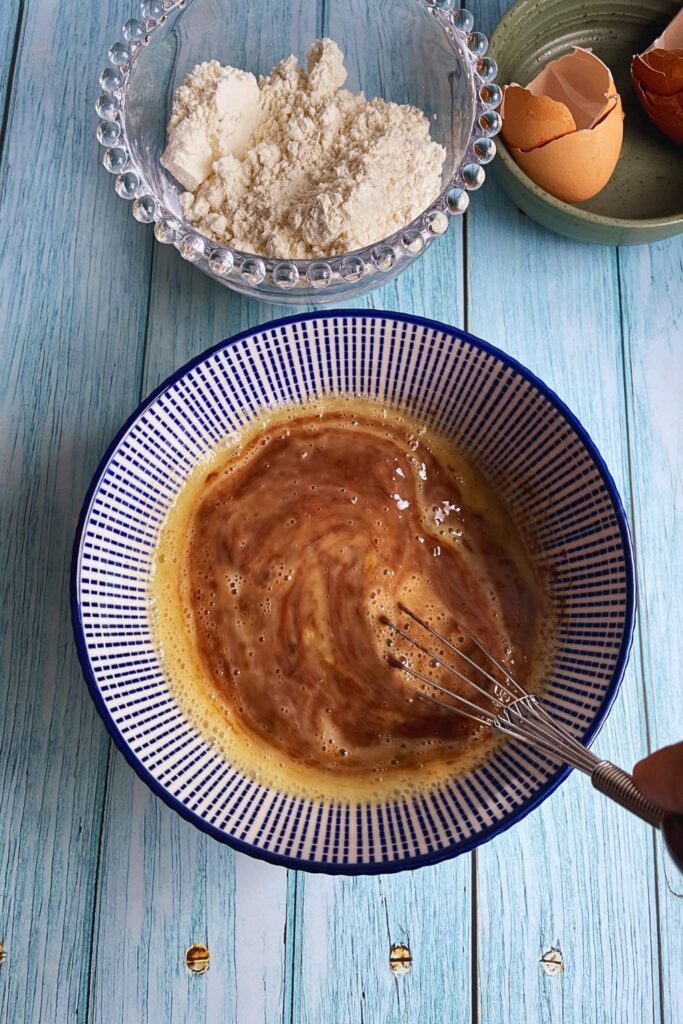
left=468, top=7, right=662, bottom=1021
left=90, top=755, right=290, bottom=1024
left=88, top=244, right=295, bottom=1024
left=466, top=184, right=659, bottom=1024
left=0, top=0, right=153, bottom=1019
left=0, top=1, right=23, bottom=130
left=292, top=7, right=473, bottom=1011
left=618, top=237, right=683, bottom=1024
left=88, top=4, right=318, bottom=1021
left=294, top=858, right=473, bottom=1024
left=1, top=0, right=682, bottom=1022
left=466, top=175, right=660, bottom=1023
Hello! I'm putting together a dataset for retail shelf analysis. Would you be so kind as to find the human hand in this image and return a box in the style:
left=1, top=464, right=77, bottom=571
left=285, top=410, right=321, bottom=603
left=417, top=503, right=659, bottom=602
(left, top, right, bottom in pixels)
left=633, top=741, right=683, bottom=812
left=633, top=741, right=683, bottom=870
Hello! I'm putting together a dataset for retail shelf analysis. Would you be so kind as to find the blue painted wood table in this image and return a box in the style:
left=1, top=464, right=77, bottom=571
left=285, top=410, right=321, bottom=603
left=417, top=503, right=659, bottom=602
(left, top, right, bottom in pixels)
left=1, top=0, right=682, bottom=1020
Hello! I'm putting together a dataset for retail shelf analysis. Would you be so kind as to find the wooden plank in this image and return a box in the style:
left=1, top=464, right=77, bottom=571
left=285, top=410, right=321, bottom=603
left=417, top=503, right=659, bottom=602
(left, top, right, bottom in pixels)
left=467, top=187, right=661, bottom=1024
left=88, top=4, right=318, bottom=1022
left=295, top=857, right=473, bottom=1024
left=90, top=756, right=290, bottom=1024
left=466, top=4, right=661, bottom=1015
left=0, top=0, right=153, bottom=1020
left=618, top=237, right=683, bottom=1024
left=0, top=0, right=23, bottom=128
left=89, top=247, right=295, bottom=1024
left=291, top=4, right=473, bottom=1022
left=292, top=277, right=474, bottom=1022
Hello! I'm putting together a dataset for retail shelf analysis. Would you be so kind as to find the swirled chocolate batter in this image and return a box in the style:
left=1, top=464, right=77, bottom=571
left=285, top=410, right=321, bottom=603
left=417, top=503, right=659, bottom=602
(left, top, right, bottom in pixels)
left=151, top=402, right=545, bottom=800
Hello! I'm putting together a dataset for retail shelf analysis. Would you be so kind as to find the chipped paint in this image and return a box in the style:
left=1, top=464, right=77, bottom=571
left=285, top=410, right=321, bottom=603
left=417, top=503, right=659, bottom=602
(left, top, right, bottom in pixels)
left=389, top=943, right=413, bottom=975
left=0, top=941, right=5, bottom=966
left=185, top=943, right=210, bottom=974
left=540, top=945, right=564, bottom=977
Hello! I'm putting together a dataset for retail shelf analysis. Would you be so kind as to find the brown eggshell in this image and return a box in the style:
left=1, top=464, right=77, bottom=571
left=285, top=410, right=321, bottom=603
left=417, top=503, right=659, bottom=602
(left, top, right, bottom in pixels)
left=632, top=78, right=683, bottom=144
left=632, top=48, right=683, bottom=96
left=652, top=7, right=683, bottom=50
left=631, top=7, right=683, bottom=144
left=509, top=94, right=624, bottom=202
left=524, top=47, right=617, bottom=129
left=500, top=85, right=577, bottom=150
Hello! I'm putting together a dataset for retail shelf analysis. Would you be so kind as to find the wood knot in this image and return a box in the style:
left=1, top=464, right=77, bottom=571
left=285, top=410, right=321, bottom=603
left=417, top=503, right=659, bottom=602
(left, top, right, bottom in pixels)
left=540, top=945, right=564, bottom=977
left=389, top=943, right=413, bottom=975
left=185, top=943, right=210, bottom=974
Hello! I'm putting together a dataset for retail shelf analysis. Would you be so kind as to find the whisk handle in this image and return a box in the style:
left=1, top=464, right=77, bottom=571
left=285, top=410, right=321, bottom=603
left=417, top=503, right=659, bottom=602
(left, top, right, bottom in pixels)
left=591, top=761, right=683, bottom=870
left=591, top=761, right=664, bottom=828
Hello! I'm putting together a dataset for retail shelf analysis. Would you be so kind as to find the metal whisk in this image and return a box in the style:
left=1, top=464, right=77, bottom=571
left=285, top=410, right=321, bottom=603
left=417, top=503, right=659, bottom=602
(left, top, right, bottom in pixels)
left=382, top=604, right=683, bottom=867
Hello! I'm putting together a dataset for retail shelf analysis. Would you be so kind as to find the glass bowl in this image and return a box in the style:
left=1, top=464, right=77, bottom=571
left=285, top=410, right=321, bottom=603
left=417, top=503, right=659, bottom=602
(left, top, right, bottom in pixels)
left=96, top=0, right=501, bottom=304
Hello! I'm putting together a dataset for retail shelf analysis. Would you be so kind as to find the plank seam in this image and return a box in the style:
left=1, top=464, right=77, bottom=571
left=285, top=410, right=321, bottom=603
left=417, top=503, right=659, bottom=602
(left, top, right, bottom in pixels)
left=138, top=245, right=158, bottom=397
left=0, top=0, right=25, bottom=177
left=283, top=870, right=301, bottom=1024
left=84, top=742, right=113, bottom=1024
left=470, top=850, right=478, bottom=1024
left=316, top=0, right=329, bottom=38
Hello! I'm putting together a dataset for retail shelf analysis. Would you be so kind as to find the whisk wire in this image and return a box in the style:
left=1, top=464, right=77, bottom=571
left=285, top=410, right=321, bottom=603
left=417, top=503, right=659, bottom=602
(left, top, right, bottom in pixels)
left=386, top=653, right=495, bottom=728
left=382, top=604, right=670, bottom=840
left=394, top=603, right=521, bottom=701
left=383, top=614, right=590, bottom=763
left=382, top=615, right=508, bottom=712
left=384, top=606, right=636, bottom=785
left=423, top=604, right=528, bottom=699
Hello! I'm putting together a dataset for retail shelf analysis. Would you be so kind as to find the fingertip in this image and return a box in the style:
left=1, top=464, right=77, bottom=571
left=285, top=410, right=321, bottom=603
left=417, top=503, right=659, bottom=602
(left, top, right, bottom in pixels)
left=632, top=756, right=655, bottom=800
left=632, top=742, right=683, bottom=813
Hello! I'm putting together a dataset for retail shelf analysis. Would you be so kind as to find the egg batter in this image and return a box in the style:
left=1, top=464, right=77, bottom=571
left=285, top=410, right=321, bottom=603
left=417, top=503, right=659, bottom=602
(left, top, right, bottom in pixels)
left=150, top=401, right=546, bottom=801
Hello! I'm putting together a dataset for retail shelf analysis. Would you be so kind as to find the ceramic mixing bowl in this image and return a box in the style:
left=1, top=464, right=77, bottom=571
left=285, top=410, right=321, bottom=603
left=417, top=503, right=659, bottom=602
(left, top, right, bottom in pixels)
left=72, top=310, right=635, bottom=873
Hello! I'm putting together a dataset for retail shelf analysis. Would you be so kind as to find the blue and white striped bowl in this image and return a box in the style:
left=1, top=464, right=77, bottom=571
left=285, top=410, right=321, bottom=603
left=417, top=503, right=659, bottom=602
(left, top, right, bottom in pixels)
left=71, top=311, right=635, bottom=873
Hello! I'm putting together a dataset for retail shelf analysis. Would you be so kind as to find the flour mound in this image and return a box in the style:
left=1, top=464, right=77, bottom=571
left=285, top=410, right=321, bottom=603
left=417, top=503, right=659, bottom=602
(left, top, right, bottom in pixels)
left=161, top=39, right=446, bottom=259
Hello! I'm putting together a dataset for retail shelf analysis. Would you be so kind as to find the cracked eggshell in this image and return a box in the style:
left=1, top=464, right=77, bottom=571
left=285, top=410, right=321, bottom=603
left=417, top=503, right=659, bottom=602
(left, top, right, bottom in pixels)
left=631, top=9, right=683, bottom=145
left=521, top=47, right=618, bottom=129
left=500, top=48, right=624, bottom=203
left=507, top=95, right=624, bottom=203
left=501, top=86, right=577, bottom=150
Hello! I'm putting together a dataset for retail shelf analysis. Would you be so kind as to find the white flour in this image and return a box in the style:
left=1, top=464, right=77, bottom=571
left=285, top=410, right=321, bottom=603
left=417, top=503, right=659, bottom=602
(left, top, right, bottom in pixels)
left=161, top=39, right=446, bottom=259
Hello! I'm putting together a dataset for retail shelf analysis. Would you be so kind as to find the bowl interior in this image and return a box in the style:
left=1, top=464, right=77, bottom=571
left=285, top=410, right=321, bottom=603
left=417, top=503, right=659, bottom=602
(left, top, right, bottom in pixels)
left=491, top=0, right=683, bottom=222
left=125, top=0, right=475, bottom=224
left=73, top=311, right=634, bottom=872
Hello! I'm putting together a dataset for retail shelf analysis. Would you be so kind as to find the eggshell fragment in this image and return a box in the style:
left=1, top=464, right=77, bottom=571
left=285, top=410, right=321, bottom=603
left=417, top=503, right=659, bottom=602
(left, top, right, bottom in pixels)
left=652, top=6, right=683, bottom=50
left=523, top=47, right=616, bottom=129
left=508, top=93, right=624, bottom=203
left=632, top=49, right=683, bottom=96
left=501, top=87, right=577, bottom=150
left=632, top=80, right=683, bottom=144
left=631, top=9, right=683, bottom=145
left=500, top=48, right=623, bottom=202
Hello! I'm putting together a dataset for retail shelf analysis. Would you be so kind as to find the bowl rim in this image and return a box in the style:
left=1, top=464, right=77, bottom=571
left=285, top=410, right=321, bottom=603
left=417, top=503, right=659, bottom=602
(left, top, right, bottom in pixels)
left=97, top=0, right=501, bottom=294
left=495, top=135, right=683, bottom=233
left=489, top=0, right=683, bottom=234
left=71, top=308, right=636, bottom=874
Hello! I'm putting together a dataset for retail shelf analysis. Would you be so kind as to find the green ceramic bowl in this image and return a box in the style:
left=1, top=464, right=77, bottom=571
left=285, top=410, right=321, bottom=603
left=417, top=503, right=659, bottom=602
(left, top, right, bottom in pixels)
left=489, top=0, right=683, bottom=245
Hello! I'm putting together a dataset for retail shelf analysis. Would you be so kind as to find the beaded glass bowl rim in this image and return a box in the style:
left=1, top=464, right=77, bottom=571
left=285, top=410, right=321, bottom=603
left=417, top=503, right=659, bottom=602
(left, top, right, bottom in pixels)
left=71, top=309, right=636, bottom=874
left=95, top=0, right=502, bottom=293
